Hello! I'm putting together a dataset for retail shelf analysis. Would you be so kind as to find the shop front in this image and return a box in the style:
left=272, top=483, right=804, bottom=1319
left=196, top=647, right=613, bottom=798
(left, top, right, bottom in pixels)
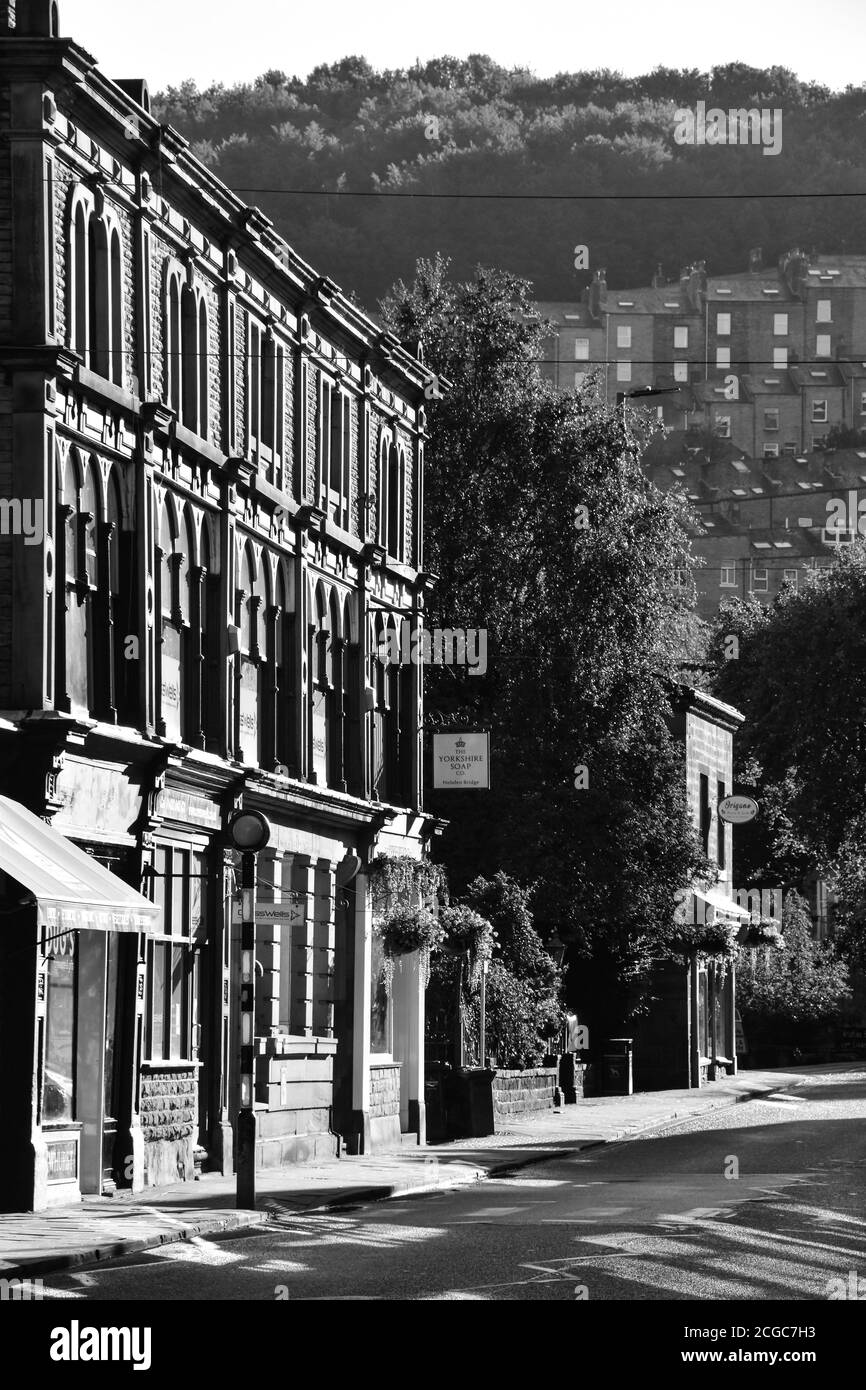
left=0, top=795, right=160, bottom=1212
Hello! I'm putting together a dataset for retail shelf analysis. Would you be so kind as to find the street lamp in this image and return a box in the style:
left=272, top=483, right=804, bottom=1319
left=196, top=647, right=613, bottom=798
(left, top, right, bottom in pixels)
left=226, top=809, right=271, bottom=1209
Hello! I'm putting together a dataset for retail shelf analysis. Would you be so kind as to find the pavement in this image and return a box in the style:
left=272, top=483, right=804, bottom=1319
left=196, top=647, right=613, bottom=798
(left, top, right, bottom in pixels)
left=0, top=1063, right=853, bottom=1282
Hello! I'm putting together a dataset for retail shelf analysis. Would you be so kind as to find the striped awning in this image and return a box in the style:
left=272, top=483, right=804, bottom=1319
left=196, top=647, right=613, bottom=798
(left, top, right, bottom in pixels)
left=0, top=794, right=161, bottom=935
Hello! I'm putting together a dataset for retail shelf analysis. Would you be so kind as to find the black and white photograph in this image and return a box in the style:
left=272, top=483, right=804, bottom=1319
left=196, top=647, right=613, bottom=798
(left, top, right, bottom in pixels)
left=0, top=0, right=865, bottom=1361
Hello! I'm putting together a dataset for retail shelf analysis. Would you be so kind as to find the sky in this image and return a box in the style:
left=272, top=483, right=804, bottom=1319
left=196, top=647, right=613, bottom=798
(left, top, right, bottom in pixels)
left=65, top=0, right=866, bottom=94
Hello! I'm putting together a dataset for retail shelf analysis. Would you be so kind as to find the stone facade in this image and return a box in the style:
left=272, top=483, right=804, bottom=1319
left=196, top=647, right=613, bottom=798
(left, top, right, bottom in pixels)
left=0, top=0, right=434, bottom=1210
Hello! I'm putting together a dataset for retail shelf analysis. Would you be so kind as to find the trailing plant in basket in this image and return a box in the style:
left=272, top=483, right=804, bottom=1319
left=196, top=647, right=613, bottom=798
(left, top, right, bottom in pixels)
left=375, top=904, right=444, bottom=995
left=742, top=919, right=784, bottom=948
left=369, top=854, right=448, bottom=914
left=438, top=904, right=496, bottom=987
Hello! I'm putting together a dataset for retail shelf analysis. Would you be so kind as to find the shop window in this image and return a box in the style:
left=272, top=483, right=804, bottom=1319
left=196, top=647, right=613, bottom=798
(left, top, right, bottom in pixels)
left=43, top=935, right=77, bottom=1123
left=370, top=930, right=393, bottom=1055
left=717, top=779, right=726, bottom=869
left=144, top=845, right=202, bottom=1061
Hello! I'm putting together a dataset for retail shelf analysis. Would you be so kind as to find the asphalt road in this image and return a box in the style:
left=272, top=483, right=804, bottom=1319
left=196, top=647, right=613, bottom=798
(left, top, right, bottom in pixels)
left=43, top=1070, right=866, bottom=1301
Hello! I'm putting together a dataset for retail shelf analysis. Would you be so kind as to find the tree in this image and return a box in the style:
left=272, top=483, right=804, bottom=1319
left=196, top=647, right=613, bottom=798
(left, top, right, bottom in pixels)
left=710, top=547, right=866, bottom=882
left=425, top=873, right=563, bottom=1068
left=736, top=890, right=850, bottom=1033
left=381, top=256, right=708, bottom=1033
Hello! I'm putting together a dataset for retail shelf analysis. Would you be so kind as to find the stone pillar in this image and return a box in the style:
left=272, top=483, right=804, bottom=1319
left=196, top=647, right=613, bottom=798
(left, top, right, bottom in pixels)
left=290, top=854, right=315, bottom=1036
left=391, top=948, right=425, bottom=1143
left=255, top=848, right=281, bottom=1039
left=349, top=869, right=372, bottom=1152
left=313, top=858, right=336, bottom=1038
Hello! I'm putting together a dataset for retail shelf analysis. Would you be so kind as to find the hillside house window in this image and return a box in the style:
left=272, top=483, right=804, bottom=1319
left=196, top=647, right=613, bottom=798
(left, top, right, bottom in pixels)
left=816, top=300, right=832, bottom=323
left=763, top=443, right=780, bottom=458
left=763, top=409, right=779, bottom=431
left=714, top=415, right=731, bottom=439
left=812, top=399, right=828, bottom=424
left=674, top=361, right=688, bottom=382
left=720, top=560, right=736, bottom=587
left=816, top=334, right=831, bottom=358
left=773, top=347, right=788, bottom=369
left=773, top=314, right=788, bottom=336
left=616, top=361, right=631, bottom=383
left=752, top=564, right=768, bottom=593
left=716, top=347, right=730, bottom=369
left=617, top=325, right=631, bottom=349
left=716, top=313, right=731, bottom=336
left=674, top=326, right=688, bottom=349
left=574, top=338, right=589, bottom=360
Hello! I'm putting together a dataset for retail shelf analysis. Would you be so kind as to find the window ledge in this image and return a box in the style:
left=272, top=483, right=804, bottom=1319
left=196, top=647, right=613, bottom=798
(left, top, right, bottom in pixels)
left=77, top=365, right=138, bottom=413
left=140, top=1058, right=202, bottom=1070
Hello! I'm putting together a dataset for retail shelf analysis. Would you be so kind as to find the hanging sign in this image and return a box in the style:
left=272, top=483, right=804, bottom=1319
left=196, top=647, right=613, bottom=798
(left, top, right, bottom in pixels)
left=432, top=732, right=490, bottom=789
left=718, top=795, right=759, bottom=824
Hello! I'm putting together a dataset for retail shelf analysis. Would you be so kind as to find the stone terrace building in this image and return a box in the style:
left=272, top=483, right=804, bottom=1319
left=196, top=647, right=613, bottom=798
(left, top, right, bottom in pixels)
left=0, top=1, right=436, bottom=1210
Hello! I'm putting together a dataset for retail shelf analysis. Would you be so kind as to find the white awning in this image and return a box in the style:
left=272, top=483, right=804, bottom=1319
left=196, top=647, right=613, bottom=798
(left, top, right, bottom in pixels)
left=0, top=795, right=161, bottom=935
left=694, top=887, right=752, bottom=920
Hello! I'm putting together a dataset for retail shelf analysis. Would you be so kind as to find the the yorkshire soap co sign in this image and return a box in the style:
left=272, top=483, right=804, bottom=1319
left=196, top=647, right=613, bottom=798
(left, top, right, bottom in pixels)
left=432, top=733, right=490, bottom=789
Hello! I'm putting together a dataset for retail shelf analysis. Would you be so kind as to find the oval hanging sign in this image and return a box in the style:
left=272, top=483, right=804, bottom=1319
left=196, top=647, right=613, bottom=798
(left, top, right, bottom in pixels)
left=718, top=795, right=758, bottom=824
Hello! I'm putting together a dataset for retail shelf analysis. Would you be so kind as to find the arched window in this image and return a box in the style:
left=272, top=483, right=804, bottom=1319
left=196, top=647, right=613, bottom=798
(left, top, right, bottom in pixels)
left=388, top=443, right=403, bottom=561
left=198, top=298, right=209, bottom=440
left=166, top=272, right=181, bottom=415
left=107, top=471, right=131, bottom=724
left=55, top=454, right=119, bottom=720
left=377, top=434, right=391, bottom=550
left=236, top=546, right=262, bottom=763
left=200, top=523, right=221, bottom=752
left=273, top=565, right=296, bottom=773
left=109, top=228, right=123, bottom=387
left=181, top=285, right=198, bottom=431
left=157, top=503, right=183, bottom=741
left=68, top=194, right=122, bottom=384
left=71, top=202, right=89, bottom=358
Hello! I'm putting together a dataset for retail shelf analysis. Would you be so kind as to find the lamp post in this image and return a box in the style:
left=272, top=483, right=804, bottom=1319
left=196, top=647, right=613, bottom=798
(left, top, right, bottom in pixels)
left=226, top=808, right=271, bottom=1209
